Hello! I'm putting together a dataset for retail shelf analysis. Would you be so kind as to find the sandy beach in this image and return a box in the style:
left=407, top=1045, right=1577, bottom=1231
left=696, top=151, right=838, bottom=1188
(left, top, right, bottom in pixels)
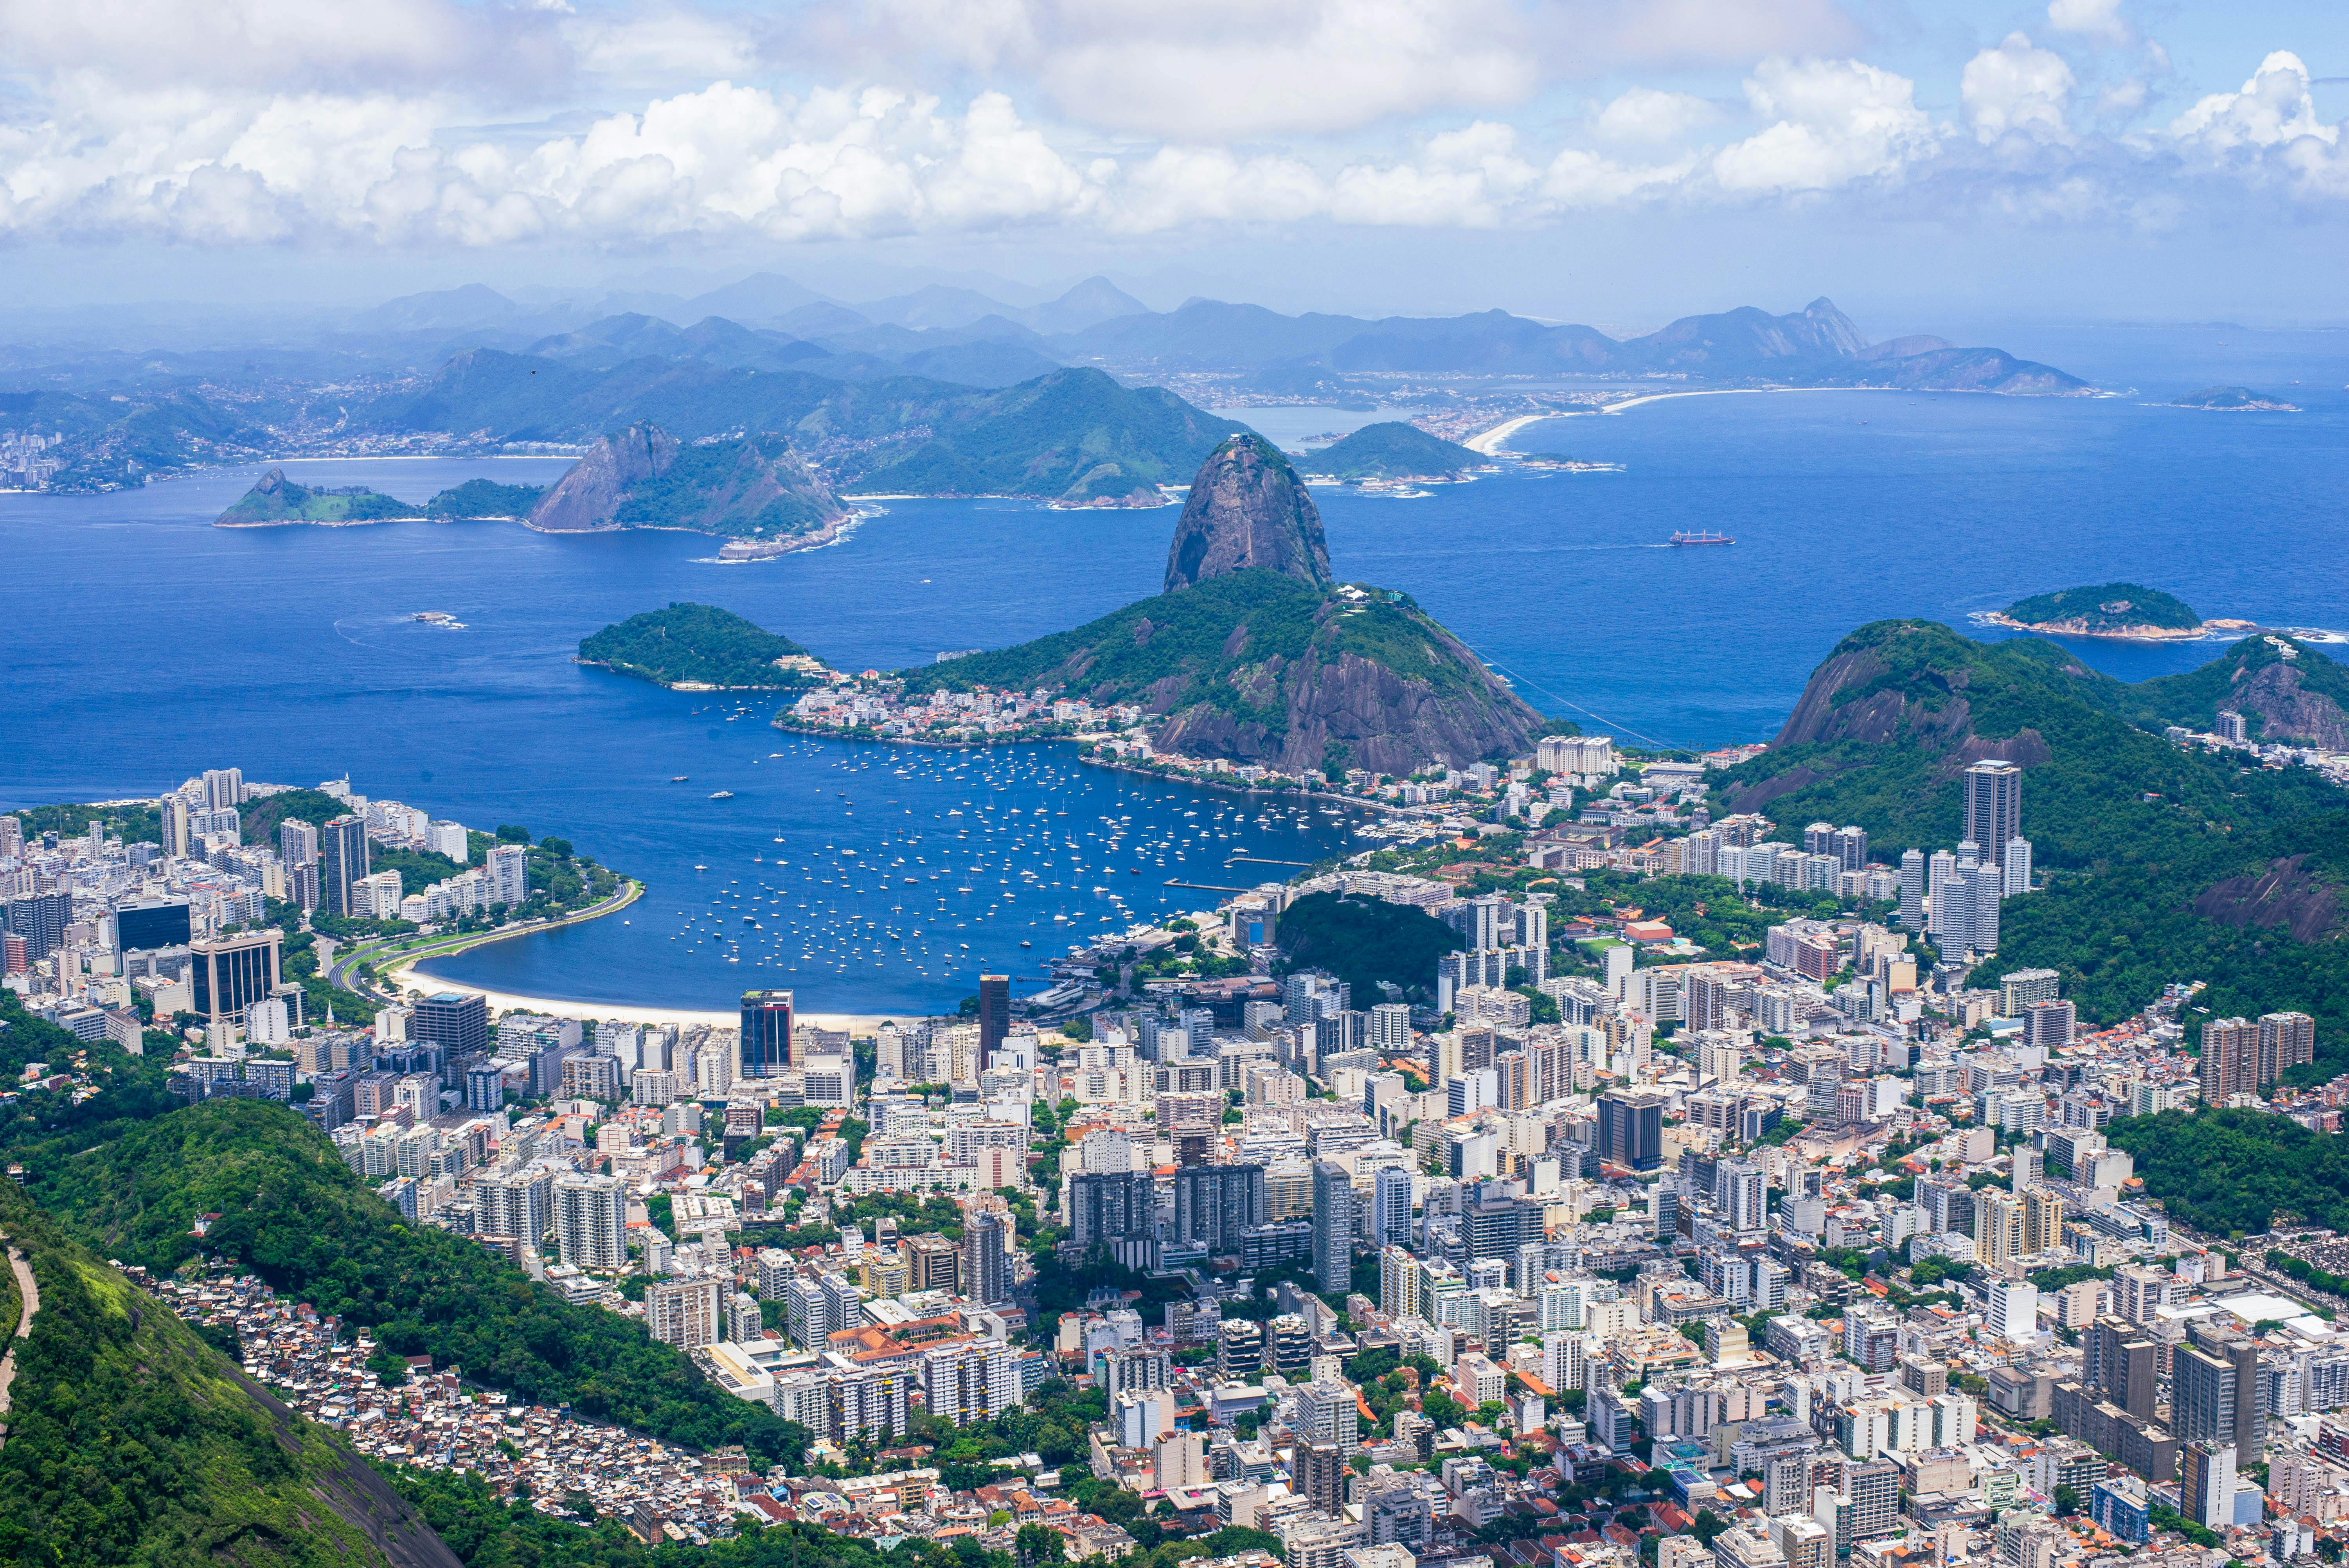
left=1464, top=414, right=1550, bottom=455
left=379, top=958, right=894, bottom=1034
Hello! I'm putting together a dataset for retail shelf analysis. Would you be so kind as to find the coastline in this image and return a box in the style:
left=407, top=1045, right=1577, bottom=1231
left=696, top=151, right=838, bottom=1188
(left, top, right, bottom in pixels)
left=1977, top=611, right=2261, bottom=643
left=382, top=957, right=891, bottom=1034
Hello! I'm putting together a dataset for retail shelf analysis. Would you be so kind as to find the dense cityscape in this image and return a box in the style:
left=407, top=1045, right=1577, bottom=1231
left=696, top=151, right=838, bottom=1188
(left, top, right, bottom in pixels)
left=8, top=730, right=2346, bottom=1568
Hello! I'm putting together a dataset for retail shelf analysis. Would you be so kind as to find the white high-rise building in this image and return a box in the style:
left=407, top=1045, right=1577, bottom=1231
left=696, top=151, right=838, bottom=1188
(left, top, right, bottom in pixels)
left=489, top=843, right=529, bottom=908
left=553, top=1173, right=629, bottom=1269
left=203, top=768, right=244, bottom=810
left=1898, top=849, right=1926, bottom=930
left=646, top=1277, right=723, bottom=1350
left=1369, top=1003, right=1412, bottom=1052
left=1925, top=851, right=1959, bottom=939
left=1986, top=1279, right=2038, bottom=1343
left=1372, top=1164, right=1414, bottom=1248
left=2002, top=837, right=2033, bottom=896
left=429, top=821, right=469, bottom=862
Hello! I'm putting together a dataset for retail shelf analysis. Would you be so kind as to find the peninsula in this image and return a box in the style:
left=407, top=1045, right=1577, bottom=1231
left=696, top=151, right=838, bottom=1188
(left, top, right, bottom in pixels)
left=526, top=423, right=847, bottom=559
left=577, top=602, right=826, bottom=689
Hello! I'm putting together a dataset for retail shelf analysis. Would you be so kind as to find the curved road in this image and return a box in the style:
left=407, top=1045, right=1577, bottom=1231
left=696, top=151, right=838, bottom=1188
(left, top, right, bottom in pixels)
left=0, top=1236, right=38, bottom=1448
left=326, top=880, right=644, bottom=1007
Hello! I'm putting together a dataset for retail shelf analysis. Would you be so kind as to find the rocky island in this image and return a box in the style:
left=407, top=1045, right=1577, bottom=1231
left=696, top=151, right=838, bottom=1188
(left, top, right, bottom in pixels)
left=577, top=602, right=826, bottom=689
left=2171, top=385, right=2300, bottom=412
left=215, top=469, right=544, bottom=526
left=527, top=422, right=847, bottom=559
left=1305, top=421, right=1483, bottom=482
left=1984, top=582, right=2255, bottom=642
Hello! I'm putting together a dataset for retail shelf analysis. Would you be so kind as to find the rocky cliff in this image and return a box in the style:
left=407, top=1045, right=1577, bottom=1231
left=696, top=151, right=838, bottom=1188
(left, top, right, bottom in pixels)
left=527, top=422, right=678, bottom=532
left=1164, top=434, right=1333, bottom=592
left=527, top=422, right=844, bottom=549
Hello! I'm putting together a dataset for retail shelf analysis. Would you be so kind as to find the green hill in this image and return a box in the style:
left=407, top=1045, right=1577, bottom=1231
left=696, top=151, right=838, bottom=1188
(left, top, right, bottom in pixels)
left=1308, top=421, right=1481, bottom=480
left=2001, top=582, right=2201, bottom=632
left=218, top=468, right=415, bottom=524
left=1718, top=620, right=2349, bottom=1068
left=1275, top=891, right=1464, bottom=1002
left=423, top=477, right=544, bottom=519
left=837, top=368, right=1245, bottom=505
left=896, top=569, right=1543, bottom=776
left=2129, top=633, right=2349, bottom=750
left=581, top=602, right=820, bottom=688
left=0, top=1178, right=459, bottom=1566
left=21, top=1100, right=811, bottom=1467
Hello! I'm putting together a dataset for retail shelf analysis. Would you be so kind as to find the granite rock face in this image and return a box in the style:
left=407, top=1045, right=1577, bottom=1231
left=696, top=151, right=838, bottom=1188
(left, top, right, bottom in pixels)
left=1164, top=434, right=1333, bottom=593
left=527, top=422, right=679, bottom=533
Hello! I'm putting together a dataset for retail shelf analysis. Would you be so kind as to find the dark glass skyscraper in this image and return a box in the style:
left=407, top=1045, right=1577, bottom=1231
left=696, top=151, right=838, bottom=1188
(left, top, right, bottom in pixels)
left=977, top=973, right=1009, bottom=1068
left=190, top=929, right=282, bottom=1024
left=320, top=815, right=368, bottom=917
left=741, top=990, right=794, bottom=1078
left=113, top=899, right=191, bottom=953
left=1963, top=761, right=2023, bottom=870
left=1597, top=1088, right=1665, bottom=1171
left=412, top=991, right=489, bottom=1064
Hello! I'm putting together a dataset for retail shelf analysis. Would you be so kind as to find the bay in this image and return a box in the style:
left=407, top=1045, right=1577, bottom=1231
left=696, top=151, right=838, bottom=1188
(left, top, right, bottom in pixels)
left=5, top=339, right=2344, bottom=1015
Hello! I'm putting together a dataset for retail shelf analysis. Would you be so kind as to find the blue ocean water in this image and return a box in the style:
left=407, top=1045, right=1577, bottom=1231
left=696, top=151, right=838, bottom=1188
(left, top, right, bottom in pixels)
left=4, top=329, right=2344, bottom=1014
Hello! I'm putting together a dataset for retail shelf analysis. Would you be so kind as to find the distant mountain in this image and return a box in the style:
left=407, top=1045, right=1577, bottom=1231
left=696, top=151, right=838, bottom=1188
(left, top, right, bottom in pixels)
left=770, top=302, right=874, bottom=340
left=675, top=271, right=833, bottom=324
left=527, top=422, right=845, bottom=555
left=1309, top=421, right=1482, bottom=480
left=1048, top=294, right=2090, bottom=394
left=0, top=387, right=273, bottom=493
left=901, top=439, right=1545, bottom=775
left=891, top=339, right=1067, bottom=388
left=357, top=282, right=523, bottom=333
left=857, top=284, right=1028, bottom=331
left=524, top=313, right=827, bottom=374
left=836, top=368, right=1246, bottom=505
left=1017, top=276, right=1149, bottom=335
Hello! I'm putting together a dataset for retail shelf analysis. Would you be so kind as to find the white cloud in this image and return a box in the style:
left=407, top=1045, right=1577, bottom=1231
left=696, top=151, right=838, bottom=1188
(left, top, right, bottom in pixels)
left=1961, top=32, right=2076, bottom=145
left=2045, top=0, right=2130, bottom=47
left=2170, top=51, right=2337, bottom=151
left=848, top=0, right=1541, bottom=138
left=1594, top=87, right=1720, bottom=143
left=1712, top=57, right=1939, bottom=192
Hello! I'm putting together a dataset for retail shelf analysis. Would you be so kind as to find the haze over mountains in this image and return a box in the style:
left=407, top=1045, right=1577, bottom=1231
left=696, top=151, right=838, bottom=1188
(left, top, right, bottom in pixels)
left=354, top=279, right=2088, bottom=397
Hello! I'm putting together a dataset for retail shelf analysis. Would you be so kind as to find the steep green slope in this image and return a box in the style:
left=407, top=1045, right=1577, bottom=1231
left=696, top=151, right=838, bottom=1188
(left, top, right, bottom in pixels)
left=2129, top=635, right=2349, bottom=749
left=2002, top=583, right=2201, bottom=632
left=0, top=1180, right=458, bottom=1566
left=2103, top=1108, right=2349, bottom=1235
left=1718, top=620, right=2349, bottom=1068
left=836, top=369, right=1245, bottom=504
left=0, top=387, right=277, bottom=493
left=423, top=478, right=545, bottom=519
left=1308, top=421, right=1481, bottom=480
left=895, top=570, right=1542, bottom=775
left=580, top=603, right=818, bottom=688
left=218, top=468, right=414, bottom=524
left=25, top=1101, right=809, bottom=1466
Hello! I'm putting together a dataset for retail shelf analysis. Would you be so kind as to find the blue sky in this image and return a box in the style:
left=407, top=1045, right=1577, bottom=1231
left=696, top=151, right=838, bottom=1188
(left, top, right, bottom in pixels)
left=2, top=0, right=2344, bottom=324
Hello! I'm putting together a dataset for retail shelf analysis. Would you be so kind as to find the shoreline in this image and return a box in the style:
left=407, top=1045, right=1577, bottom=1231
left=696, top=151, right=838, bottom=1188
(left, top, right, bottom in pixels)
left=381, top=958, right=893, bottom=1035
left=1977, top=611, right=2262, bottom=644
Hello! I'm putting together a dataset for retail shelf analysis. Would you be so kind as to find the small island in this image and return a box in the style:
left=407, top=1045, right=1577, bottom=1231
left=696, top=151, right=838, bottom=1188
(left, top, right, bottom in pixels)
left=1986, top=582, right=2257, bottom=643
left=216, top=469, right=547, bottom=527
left=2171, top=385, right=2300, bottom=412
left=1306, top=421, right=1482, bottom=482
left=577, top=602, right=827, bottom=690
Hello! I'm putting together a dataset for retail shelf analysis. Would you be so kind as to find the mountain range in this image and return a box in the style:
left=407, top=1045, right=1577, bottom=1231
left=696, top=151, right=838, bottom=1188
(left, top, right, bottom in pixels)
left=354, top=284, right=2088, bottom=397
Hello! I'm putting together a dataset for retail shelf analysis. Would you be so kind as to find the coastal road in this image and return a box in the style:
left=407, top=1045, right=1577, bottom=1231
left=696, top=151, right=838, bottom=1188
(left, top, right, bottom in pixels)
left=327, top=879, right=644, bottom=1006
left=0, top=1235, right=39, bottom=1448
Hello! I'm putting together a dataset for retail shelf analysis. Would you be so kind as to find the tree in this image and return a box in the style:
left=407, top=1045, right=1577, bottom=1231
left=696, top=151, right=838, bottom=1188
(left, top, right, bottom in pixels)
left=2053, top=1485, right=2081, bottom=1518
left=1018, top=1525, right=1067, bottom=1566
left=1693, top=1510, right=1728, bottom=1545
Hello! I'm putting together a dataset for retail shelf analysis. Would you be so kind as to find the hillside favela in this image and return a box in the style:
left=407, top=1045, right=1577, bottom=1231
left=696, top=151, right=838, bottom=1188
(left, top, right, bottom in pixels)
left=6, top=5, right=2349, bottom=1568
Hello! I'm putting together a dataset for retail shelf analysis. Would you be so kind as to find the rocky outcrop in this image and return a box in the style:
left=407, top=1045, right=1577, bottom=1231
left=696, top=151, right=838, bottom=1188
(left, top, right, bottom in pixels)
left=2193, top=854, right=2342, bottom=944
left=1148, top=592, right=1544, bottom=775
left=2231, top=661, right=2349, bottom=751
left=526, top=422, right=844, bottom=549
left=527, top=422, right=678, bottom=532
left=1165, top=434, right=1333, bottom=592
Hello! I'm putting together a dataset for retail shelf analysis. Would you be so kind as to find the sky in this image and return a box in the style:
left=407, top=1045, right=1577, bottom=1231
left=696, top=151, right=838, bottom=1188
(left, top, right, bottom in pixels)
left=2, top=0, right=2347, bottom=325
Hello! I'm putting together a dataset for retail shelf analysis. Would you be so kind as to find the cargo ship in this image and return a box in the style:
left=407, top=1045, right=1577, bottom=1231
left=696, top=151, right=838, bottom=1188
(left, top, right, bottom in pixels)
left=1669, top=530, right=1734, bottom=546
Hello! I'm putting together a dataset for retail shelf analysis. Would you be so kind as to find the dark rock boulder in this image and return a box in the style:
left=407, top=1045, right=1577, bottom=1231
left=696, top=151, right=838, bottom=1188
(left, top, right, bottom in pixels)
left=528, top=421, right=678, bottom=532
